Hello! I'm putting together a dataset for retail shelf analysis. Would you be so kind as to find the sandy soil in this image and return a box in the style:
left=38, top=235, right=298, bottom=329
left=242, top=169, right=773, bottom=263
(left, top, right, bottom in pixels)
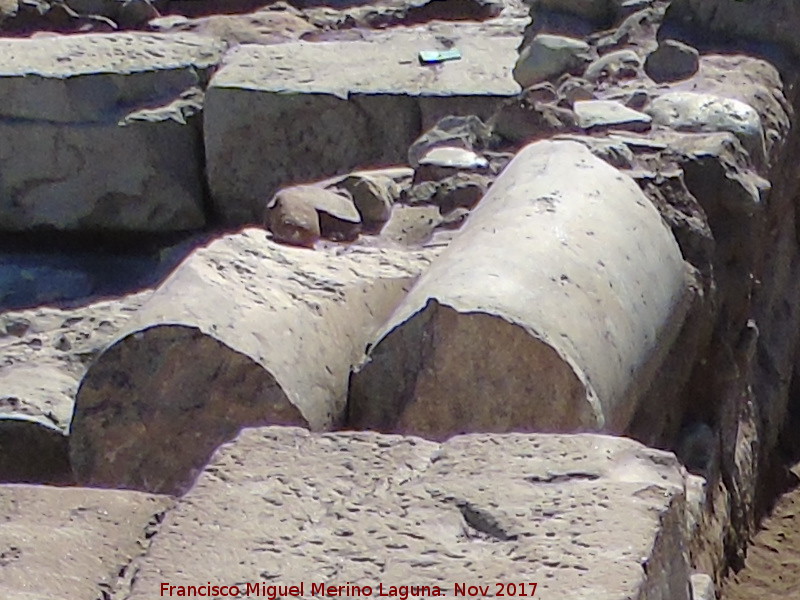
left=722, top=466, right=800, bottom=599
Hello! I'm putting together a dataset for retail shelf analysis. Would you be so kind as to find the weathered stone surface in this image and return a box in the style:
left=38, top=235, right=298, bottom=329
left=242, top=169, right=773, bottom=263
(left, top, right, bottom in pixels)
left=1, top=0, right=114, bottom=33
left=150, top=5, right=317, bottom=44
left=688, top=54, right=789, bottom=162
left=0, top=33, right=223, bottom=232
left=646, top=92, right=765, bottom=165
left=379, top=204, right=443, bottom=246
left=323, top=171, right=403, bottom=226
left=644, top=39, right=699, bottom=83
left=437, top=172, right=490, bottom=212
left=0, top=0, right=18, bottom=24
left=311, top=0, right=505, bottom=30
left=669, top=132, right=769, bottom=324
left=64, top=0, right=129, bottom=20
left=415, top=146, right=489, bottom=183
left=266, top=185, right=361, bottom=246
left=117, top=0, right=159, bottom=27
left=125, top=428, right=691, bottom=600
left=590, top=6, right=664, bottom=54
left=663, top=0, right=800, bottom=58
left=584, top=48, right=641, bottom=82
left=513, top=33, right=592, bottom=88
left=0, top=484, right=172, bottom=600
left=575, top=99, right=651, bottom=131
left=0, top=292, right=150, bottom=484
left=205, top=30, right=520, bottom=225
left=522, top=81, right=559, bottom=103
left=70, top=230, right=438, bottom=494
left=419, top=146, right=489, bottom=170
left=407, top=114, right=494, bottom=168
left=691, top=573, right=715, bottom=600
left=608, top=28, right=797, bottom=567
left=625, top=89, right=651, bottom=110
left=490, top=93, right=578, bottom=144
left=406, top=171, right=491, bottom=215
left=484, top=150, right=514, bottom=174
left=350, top=140, right=692, bottom=438
left=440, top=206, right=471, bottom=228
left=553, top=133, right=636, bottom=168
left=265, top=189, right=321, bottom=248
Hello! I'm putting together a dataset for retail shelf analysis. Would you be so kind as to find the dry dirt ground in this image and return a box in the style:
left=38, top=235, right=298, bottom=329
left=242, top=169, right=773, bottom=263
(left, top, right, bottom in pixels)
left=723, top=465, right=800, bottom=598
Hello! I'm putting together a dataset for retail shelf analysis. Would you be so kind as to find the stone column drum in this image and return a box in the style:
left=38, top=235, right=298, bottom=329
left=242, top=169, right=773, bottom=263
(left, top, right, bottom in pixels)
left=349, top=140, right=693, bottom=439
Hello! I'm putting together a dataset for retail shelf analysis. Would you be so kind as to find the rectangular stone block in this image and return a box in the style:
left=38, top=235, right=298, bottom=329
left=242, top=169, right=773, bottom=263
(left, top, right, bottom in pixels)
left=125, top=428, right=691, bottom=600
left=0, top=33, right=223, bottom=232
left=205, top=29, right=521, bottom=224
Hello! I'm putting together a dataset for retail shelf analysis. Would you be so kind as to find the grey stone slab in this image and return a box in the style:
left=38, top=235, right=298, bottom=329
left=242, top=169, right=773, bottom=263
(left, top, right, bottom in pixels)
left=126, top=427, right=691, bottom=600
left=0, top=33, right=223, bottom=122
left=209, top=33, right=520, bottom=98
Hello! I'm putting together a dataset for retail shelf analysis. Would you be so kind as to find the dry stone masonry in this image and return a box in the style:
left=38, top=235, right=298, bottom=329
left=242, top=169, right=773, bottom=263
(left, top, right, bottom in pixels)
left=3, top=0, right=800, bottom=599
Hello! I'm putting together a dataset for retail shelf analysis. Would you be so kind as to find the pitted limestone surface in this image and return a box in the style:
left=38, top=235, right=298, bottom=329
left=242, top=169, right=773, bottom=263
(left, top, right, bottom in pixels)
left=126, top=428, right=690, bottom=600
left=0, top=33, right=222, bottom=77
left=0, top=484, right=173, bottom=600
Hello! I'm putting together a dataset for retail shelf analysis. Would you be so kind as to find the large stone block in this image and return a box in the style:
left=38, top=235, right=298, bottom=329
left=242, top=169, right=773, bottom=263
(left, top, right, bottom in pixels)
left=205, top=29, right=521, bottom=225
left=663, top=0, right=800, bottom=58
left=0, top=33, right=223, bottom=232
left=125, top=428, right=691, bottom=600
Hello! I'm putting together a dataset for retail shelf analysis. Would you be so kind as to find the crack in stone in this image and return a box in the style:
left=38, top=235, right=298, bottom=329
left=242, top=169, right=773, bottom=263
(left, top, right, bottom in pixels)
left=112, top=504, right=172, bottom=600
left=524, top=472, right=600, bottom=484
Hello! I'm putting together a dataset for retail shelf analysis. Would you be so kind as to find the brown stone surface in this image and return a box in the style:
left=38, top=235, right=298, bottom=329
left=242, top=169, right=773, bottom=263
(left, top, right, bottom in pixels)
left=0, top=293, right=150, bottom=484
left=266, top=184, right=362, bottom=246
left=70, top=230, right=438, bottom=495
